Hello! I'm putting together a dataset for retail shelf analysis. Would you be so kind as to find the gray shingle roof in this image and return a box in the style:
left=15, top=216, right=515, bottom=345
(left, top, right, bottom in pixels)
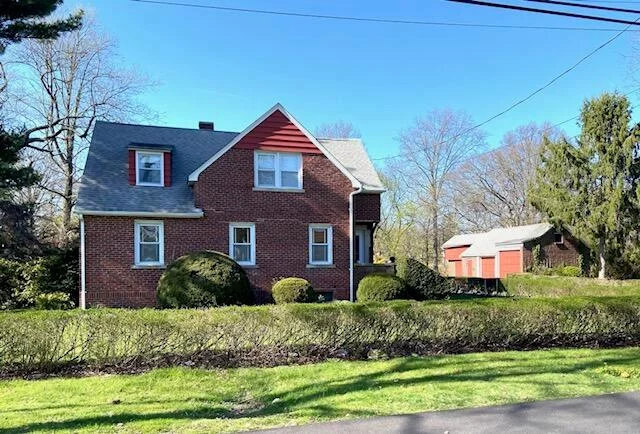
left=77, top=121, right=383, bottom=215
left=458, top=223, right=553, bottom=258
left=319, top=138, right=384, bottom=192
left=76, top=121, right=238, bottom=215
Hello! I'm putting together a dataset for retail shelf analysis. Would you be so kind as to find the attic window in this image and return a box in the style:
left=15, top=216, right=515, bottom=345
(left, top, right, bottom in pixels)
left=554, top=231, right=564, bottom=245
left=136, top=151, right=164, bottom=186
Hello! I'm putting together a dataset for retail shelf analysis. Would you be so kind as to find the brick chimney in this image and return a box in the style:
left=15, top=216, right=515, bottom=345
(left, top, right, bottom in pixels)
left=198, top=121, right=214, bottom=131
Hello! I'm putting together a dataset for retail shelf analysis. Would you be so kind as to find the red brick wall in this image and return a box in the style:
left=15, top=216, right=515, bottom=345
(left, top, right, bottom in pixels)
left=354, top=193, right=380, bottom=222
left=522, top=229, right=585, bottom=271
left=84, top=147, right=355, bottom=307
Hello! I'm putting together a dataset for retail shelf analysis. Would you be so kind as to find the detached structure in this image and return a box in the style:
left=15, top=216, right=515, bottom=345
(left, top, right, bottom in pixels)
left=443, top=223, right=584, bottom=279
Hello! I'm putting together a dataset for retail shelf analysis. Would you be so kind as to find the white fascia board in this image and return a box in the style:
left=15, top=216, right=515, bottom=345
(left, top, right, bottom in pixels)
left=187, top=103, right=363, bottom=189
left=76, top=209, right=204, bottom=218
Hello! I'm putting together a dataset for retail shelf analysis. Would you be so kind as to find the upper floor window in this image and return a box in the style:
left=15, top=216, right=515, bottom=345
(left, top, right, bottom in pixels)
left=554, top=231, right=564, bottom=244
left=134, top=221, right=164, bottom=266
left=136, top=151, right=164, bottom=186
left=255, top=151, right=302, bottom=190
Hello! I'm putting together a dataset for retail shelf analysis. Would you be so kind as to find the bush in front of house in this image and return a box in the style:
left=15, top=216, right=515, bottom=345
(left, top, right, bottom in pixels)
left=400, top=258, right=452, bottom=300
left=156, top=251, right=254, bottom=308
left=356, top=273, right=407, bottom=302
left=2, top=296, right=640, bottom=376
left=34, top=292, right=74, bottom=310
left=0, top=258, right=21, bottom=308
left=559, top=266, right=581, bottom=277
left=0, top=245, right=79, bottom=310
left=272, top=277, right=316, bottom=304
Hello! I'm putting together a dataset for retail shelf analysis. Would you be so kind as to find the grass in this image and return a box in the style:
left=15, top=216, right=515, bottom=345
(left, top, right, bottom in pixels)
left=502, top=273, right=640, bottom=297
left=2, top=348, right=640, bottom=433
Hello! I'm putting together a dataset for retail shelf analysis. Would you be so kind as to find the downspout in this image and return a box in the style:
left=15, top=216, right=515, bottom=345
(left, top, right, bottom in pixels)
left=80, top=216, right=86, bottom=309
left=349, top=186, right=363, bottom=302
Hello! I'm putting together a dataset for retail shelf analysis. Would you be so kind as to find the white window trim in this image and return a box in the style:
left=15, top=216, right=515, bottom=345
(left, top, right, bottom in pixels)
left=134, top=220, right=164, bottom=266
left=229, top=223, right=256, bottom=266
left=554, top=231, right=564, bottom=245
left=136, top=150, right=164, bottom=187
left=254, top=151, right=303, bottom=190
left=309, top=224, right=333, bottom=265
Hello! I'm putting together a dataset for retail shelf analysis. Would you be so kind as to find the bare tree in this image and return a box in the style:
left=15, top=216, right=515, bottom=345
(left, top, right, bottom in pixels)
left=397, top=109, right=485, bottom=270
left=314, top=120, right=361, bottom=138
left=452, top=123, right=562, bottom=231
left=8, top=16, right=154, bottom=243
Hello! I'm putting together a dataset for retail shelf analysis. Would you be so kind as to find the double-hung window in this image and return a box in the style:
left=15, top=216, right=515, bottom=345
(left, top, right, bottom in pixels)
left=134, top=221, right=164, bottom=266
left=136, top=151, right=163, bottom=186
left=309, top=225, right=333, bottom=265
left=255, top=151, right=302, bottom=189
left=229, top=223, right=256, bottom=266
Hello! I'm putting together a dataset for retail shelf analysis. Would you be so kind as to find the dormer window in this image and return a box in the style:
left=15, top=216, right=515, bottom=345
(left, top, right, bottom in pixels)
left=136, top=151, right=164, bottom=186
left=254, top=151, right=302, bottom=190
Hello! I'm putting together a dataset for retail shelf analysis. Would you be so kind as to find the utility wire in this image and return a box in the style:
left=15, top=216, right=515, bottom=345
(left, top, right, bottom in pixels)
left=448, top=0, right=640, bottom=25
left=524, top=0, right=640, bottom=13
left=128, top=0, right=640, bottom=32
left=372, top=12, right=639, bottom=163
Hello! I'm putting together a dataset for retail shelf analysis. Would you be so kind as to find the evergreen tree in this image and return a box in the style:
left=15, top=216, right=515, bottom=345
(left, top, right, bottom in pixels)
left=0, top=0, right=82, bottom=53
left=530, top=93, right=639, bottom=279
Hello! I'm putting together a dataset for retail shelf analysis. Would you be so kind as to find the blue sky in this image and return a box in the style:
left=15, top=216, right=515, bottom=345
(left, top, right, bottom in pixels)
left=69, top=0, right=639, bottom=161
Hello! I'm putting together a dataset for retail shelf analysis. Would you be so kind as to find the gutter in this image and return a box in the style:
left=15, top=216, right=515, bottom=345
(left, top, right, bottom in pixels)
left=80, top=216, right=86, bottom=309
left=75, top=209, right=204, bottom=218
left=349, top=186, right=363, bottom=302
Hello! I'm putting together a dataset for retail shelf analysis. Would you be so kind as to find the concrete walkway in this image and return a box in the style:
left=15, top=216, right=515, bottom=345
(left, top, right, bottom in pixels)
left=254, top=391, right=640, bottom=433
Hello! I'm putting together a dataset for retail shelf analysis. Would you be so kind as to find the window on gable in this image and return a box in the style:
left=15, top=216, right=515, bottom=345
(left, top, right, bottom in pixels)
left=254, top=151, right=302, bottom=189
left=554, top=231, right=564, bottom=244
left=136, top=151, right=163, bottom=186
left=134, top=221, right=164, bottom=266
left=229, top=223, right=256, bottom=266
left=309, top=225, right=333, bottom=265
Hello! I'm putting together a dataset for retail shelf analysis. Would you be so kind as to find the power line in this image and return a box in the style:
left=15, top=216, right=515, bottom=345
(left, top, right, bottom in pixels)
left=373, top=16, right=638, bottom=163
left=128, top=0, right=640, bottom=32
left=448, top=0, right=640, bottom=25
left=523, top=0, right=640, bottom=13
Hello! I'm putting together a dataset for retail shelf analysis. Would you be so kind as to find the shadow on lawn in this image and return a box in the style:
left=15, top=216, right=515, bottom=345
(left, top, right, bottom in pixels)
left=4, top=351, right=640, bottom=433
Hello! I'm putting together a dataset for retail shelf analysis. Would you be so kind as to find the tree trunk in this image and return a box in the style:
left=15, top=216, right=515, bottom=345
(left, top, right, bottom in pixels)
left=432, top=208, right=439, bottom=271
left=598, top=236, right=606, bottom=279
left=60, top=131, right=75, bottom=245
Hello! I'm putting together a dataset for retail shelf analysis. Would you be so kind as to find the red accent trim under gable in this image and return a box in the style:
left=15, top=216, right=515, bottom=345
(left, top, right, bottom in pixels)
left=128, top=150, right=136, bottom=185
left=163, top=152, right=171, bottom=187
left=234, top=110, right=322, bottom=154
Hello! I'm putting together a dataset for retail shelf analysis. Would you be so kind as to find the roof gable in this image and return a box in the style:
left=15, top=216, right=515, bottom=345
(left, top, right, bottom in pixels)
left=188, top=103, right=361, bottom=188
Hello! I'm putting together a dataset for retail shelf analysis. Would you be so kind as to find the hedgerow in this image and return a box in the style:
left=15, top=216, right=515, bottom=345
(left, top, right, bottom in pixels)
left=2, top=297, right=640, bottom=377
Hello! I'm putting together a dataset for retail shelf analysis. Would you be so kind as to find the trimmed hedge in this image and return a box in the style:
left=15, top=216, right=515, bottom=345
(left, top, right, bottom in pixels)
left=357, top=274, right=407, bottom=302
left=157, top=251, right=253, bottom=308
left=503, top=273, right=640, bottom=298
left=2, top=297, right=640, bottom=376
left=272, top=278, right=315, bottom=304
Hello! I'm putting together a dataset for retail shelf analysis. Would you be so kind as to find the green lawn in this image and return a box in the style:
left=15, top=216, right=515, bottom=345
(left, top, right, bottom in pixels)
left=502, top=273, right=640, bottom=297
left=2, top=348, right=640, bottom=433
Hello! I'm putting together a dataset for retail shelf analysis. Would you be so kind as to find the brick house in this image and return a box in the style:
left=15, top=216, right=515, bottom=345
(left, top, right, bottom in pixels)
left=443, top=223, right=586, bottom=279
left=75, top=104, right=386, bottom=308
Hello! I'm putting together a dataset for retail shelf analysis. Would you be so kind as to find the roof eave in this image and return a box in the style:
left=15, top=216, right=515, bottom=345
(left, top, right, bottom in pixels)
left=75, top=209, right=204, bottom=218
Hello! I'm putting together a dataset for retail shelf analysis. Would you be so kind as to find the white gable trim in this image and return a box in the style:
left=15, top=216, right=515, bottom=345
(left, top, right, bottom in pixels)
left=187, top=103, right=362, bottom=188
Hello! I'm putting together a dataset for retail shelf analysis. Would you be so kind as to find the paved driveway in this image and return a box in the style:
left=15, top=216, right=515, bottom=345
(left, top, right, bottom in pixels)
left=253, top=391, right=640, bottom=433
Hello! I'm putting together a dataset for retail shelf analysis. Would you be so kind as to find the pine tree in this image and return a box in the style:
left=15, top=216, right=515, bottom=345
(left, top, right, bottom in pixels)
left=530, top=93, right=639, bottom=279
left=0, top=1, right=82, bottom=53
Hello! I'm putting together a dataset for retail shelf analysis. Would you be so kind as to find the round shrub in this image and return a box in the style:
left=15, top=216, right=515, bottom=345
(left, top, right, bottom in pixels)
left=400, top=258, right=452, bottom=300
left=157, top=251, right=254, bottom=308
left=272, top=277, right=316, bottom=304
left=356, top=273, right=407, bottom=302
left=560, top=266, right=581, bottom=277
